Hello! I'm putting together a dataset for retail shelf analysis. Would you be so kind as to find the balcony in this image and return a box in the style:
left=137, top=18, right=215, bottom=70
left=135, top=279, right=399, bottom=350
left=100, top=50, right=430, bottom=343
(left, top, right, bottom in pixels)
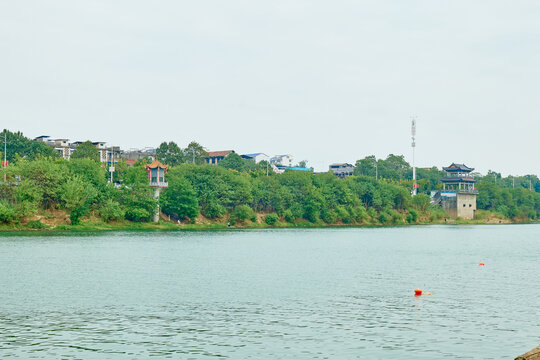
left=441, top=188, right=478, bottom=194
left=149, top=181, right=168, bottom=188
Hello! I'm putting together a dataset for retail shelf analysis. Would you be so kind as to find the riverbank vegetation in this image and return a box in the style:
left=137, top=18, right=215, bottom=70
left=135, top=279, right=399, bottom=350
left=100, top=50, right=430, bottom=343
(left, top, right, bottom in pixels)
left=0, top=130, right=539, bottom=231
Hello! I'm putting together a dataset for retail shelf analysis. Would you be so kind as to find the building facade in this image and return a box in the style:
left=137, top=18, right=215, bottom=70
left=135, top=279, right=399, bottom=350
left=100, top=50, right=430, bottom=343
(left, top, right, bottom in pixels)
left=270, top=154, right=293, bottom=167
left=206, top=150, right=235, bottom=165
left=329, top=163, right=354, bottom=178
left=241, top=153, right=269, bottom=163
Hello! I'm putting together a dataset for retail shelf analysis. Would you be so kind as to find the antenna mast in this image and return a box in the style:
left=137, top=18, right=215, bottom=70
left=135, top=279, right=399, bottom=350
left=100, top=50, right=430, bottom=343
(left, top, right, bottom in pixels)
left=411, top=118, right=417, bottom=196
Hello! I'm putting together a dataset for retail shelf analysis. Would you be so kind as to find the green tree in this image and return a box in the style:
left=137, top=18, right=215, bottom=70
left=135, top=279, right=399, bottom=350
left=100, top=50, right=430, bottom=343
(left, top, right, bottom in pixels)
left=160, top=177, right=200, bottom=221
left=183, top=141, right=208, bottom=164
left=0, top=130, right=58, bottom=162
left=219, top=153, right=245, bottom=171
left=71, top=141, right=100, bottom=162
left=379, top=154, right=410, bottom=180
left=354, top=155, right=378, bottom=177
left=156, top=141, right=184, bottom=166
left=60, top=175, right=97, bottom=225
left=411, top=193, right=431, bottom=211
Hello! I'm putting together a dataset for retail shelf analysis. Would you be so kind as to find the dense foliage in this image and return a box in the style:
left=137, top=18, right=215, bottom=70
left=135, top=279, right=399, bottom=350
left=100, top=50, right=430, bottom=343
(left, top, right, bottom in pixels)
left=0, top=132, right=539, bottom=227
left=0, top=130, right=58, bottom=162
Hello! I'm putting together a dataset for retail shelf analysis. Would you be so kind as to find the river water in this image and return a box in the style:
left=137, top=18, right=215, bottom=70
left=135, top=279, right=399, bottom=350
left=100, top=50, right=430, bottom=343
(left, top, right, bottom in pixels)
left=0, top=225, right=538, bottom=359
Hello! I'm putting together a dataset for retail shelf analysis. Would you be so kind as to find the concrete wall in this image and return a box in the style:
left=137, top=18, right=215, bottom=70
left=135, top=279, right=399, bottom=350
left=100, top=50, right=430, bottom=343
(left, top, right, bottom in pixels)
left=440, top=193, right=477, bottom=219
left=441, top=195, right=457, bottom=218
left=456, top=193, right=477, bottom=219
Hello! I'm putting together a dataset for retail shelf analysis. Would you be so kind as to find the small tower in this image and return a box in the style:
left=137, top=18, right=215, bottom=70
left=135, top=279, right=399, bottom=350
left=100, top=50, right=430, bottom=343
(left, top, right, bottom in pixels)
left=439, top=163, right=478, bottom=219
left=145, top=160, right=168, bottom=222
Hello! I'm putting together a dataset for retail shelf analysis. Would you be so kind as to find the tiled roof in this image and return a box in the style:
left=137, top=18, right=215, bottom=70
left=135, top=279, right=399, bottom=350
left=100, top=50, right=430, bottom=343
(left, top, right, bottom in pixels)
left=207, top=150, right=234, bottom=157
left=145, top=160, right=169, bottom=170
left=443, top=163, right=474, bottom=172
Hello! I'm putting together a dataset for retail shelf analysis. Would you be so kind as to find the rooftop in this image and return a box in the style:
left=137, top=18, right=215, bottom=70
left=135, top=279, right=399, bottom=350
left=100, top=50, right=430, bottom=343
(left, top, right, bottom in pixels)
left=443, top=163, right=474, bottom=172
left=207, top=150, right=234, bottom=157
left=145, top=160, right=169, bottom=170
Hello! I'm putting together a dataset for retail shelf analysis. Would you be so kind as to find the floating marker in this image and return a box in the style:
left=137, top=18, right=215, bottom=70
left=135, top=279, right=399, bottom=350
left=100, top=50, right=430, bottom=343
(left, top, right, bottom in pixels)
left=479, top=262, right=485, bottom=266
left=414, top=289, right=422, bottom=296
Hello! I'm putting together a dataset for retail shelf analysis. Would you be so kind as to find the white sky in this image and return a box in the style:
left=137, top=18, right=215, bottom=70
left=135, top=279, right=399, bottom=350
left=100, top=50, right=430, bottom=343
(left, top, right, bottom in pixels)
left=1, top=1, right=539, bottom=175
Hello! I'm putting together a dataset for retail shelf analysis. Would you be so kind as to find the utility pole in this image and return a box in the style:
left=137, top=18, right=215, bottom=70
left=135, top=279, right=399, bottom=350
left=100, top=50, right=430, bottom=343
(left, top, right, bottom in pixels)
left=3, top=131, right=6, bottom=182
left=411, top=118, right=417, bottom=195
left=109, top=147, right=115, bottom=184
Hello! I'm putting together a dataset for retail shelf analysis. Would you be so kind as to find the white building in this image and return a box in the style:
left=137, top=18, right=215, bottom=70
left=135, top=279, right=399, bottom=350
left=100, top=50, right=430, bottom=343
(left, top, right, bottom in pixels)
left=270, top=154, right=293, bottom=167
left=242, top=153, right=269, bottom=163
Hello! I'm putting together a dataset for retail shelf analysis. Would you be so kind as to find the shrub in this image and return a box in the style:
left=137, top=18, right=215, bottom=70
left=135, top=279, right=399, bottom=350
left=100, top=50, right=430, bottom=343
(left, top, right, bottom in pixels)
left=389, top=209, right=403, bottom=224
left=125, top=207, right=152, bottom=222
left=265, top=213, right=279, bottom=225
left=233, top=205, right=253, bottom=223
left=0, top=202, right=16, bottom=224
left=378, top=211, right=391, bottom=224
left=303, top=201, right=320, bottom=223
left=100, top=200, right=125, bottom=222
left=283, top=209, right=295, bottom=223
left=289, top=204, right=303, bottom=219
left=321, top=208, right=337, bottom=224
left=26, top=220, right=46, bottom=229
left=411, top=193, right=431, bottom=211
left=203, top=202, right=226, bottom=219
left=407, top=209, right=418, bottom=223
left=367, top=207, right=378, bottom=221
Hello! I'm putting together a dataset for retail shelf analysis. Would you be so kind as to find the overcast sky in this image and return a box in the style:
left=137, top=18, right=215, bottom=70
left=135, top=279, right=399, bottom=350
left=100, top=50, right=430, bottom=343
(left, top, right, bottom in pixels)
left=1, top=1, right=539, bottom=174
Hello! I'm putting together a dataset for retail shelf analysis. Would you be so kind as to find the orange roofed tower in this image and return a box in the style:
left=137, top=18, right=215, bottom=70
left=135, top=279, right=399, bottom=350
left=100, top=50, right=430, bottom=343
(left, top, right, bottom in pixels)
left=145, top=160, right=168, bottom=222
left=145, top=160, right=168, bottom=188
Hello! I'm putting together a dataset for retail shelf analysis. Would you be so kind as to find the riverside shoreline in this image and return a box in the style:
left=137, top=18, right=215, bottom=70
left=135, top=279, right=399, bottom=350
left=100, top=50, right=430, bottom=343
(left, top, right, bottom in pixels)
left=0, top=217, right=531, bottom=233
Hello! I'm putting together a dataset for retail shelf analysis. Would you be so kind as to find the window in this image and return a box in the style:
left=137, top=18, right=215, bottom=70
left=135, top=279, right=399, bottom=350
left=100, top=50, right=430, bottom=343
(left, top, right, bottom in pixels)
left=469, top=204, right=472, bottom=207
left=463, top=204, right=466, bottom=207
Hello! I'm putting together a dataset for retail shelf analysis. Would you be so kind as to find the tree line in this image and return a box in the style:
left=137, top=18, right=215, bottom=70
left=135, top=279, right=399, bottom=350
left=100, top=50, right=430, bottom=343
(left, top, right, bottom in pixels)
left=1, top=130, right=539, bottom=227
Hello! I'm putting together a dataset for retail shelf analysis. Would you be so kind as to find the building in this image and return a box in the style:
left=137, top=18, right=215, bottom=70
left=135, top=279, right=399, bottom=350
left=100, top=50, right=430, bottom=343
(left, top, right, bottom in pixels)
left=436, top=163, right=478, bottom=219
left=241, top=153, right=269, bottom=163
left=270, top=154, right=293, bottom=167
left=35, top=136, right=76, bottom=160
left=37, top=136, right=120, bottom=162
left=206, top=150, right=235, bottom=165
left=329, top=163, right=354, bottom=178
left=92, top=142, right=108, bottom=162
left=145, top=160, right=168, bottom=223
left=106, top=146, right=121, bottom=166
left=120, top=148, right=156, bottom=162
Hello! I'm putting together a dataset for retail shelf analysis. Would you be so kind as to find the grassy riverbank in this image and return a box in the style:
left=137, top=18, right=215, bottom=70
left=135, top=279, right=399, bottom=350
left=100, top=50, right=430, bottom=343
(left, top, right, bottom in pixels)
left=0, top=209, right=523, bottom=232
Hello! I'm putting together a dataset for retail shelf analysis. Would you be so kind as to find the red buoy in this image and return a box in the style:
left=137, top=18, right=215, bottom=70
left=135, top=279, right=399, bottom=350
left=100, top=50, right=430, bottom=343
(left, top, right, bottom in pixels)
left=414, top=289, right=422, bottom=296
left=479, top=262, right=485, bottom=266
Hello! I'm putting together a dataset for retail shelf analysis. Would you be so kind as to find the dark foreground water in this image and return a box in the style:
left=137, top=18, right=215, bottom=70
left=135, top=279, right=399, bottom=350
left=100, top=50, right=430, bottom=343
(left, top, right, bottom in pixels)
left=0, top=225, right=539, bottom=359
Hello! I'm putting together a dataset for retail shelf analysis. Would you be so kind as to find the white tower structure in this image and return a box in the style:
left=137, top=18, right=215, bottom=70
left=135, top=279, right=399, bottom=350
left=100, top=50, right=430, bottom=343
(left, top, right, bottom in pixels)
left=411, top=118, right=417, bottom=196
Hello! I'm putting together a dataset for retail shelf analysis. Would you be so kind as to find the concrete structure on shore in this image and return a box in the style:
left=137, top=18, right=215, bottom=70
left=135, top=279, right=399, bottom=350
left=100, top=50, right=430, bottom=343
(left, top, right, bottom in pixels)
left=435, top=163, right=478, bottom=219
